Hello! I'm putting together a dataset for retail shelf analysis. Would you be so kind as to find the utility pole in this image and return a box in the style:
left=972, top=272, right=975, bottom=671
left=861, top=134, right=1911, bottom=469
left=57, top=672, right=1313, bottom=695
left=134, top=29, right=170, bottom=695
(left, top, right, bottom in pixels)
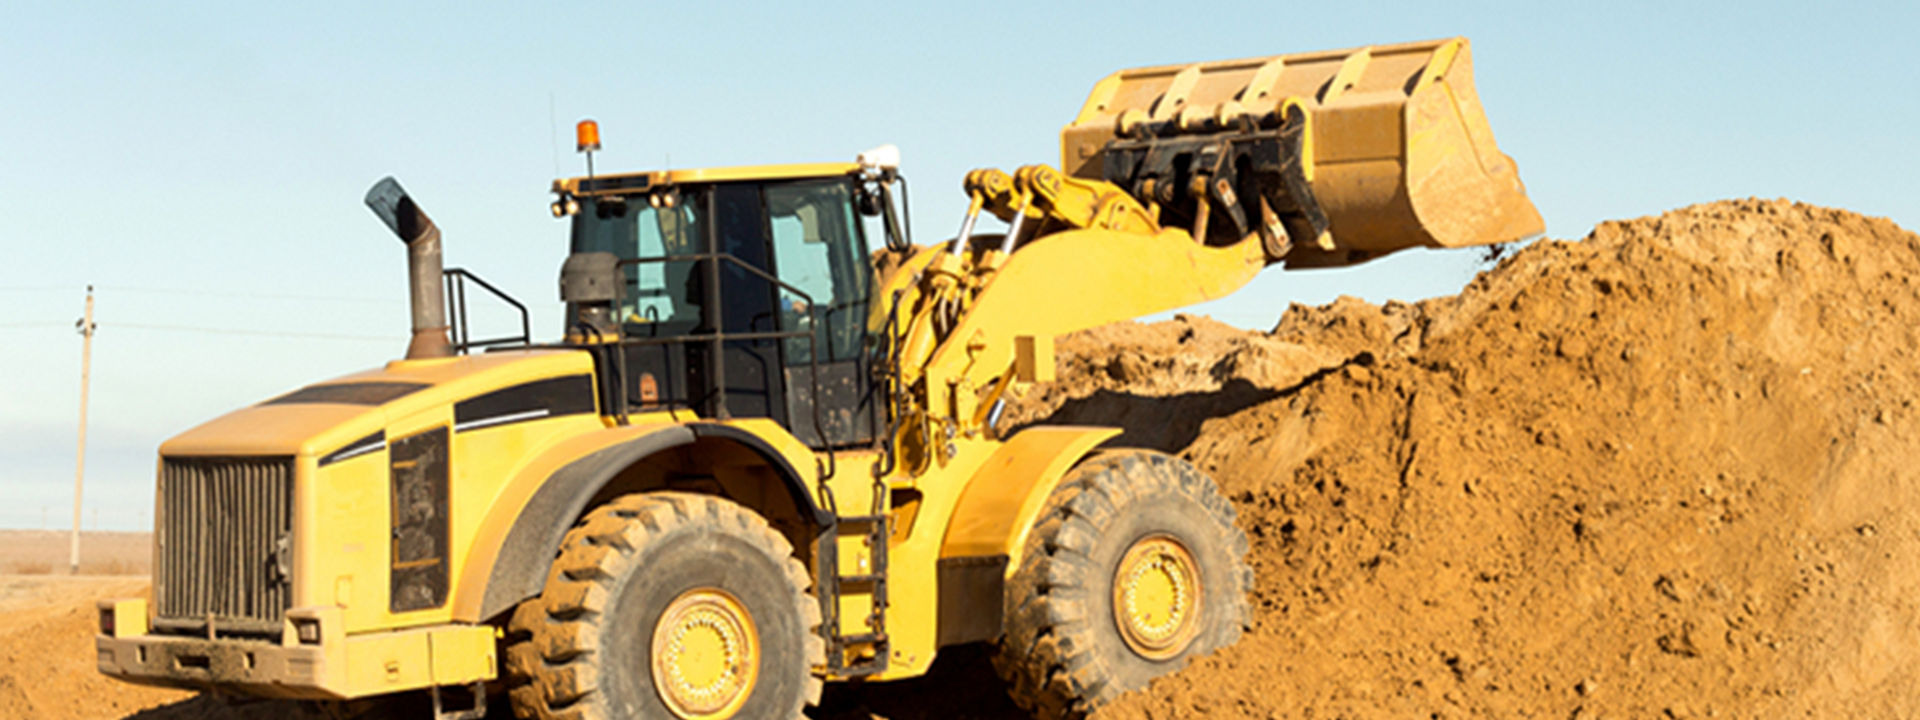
left=72, top=285, right=95, bottom=575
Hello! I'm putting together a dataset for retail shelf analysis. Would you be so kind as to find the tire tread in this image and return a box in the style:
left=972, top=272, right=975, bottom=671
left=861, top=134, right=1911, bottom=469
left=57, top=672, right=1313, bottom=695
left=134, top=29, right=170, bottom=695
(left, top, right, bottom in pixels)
left=992, top=450, right=1252, bottom=719
left=504, top=491, right=824, bottom=720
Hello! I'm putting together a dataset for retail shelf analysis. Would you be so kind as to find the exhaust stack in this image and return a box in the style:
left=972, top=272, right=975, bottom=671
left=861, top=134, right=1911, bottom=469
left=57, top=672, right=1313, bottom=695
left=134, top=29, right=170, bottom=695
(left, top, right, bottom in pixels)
left=364, top=177, right=452, bottom=359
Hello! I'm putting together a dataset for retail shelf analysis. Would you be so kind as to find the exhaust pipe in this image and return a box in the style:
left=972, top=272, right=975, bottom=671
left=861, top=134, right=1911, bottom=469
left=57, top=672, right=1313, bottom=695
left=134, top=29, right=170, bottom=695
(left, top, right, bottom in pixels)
left=364, top=177, right=452, bottom=359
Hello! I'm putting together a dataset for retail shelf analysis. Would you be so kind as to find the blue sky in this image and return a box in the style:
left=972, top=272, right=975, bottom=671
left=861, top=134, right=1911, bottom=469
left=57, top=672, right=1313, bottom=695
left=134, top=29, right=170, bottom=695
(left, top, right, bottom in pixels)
left=4, top=1, right=1916, bottom=530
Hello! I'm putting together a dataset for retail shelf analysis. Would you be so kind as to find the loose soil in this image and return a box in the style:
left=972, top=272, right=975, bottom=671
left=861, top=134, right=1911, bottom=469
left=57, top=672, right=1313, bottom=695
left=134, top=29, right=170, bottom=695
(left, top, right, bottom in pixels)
left=0, top=575, right=186, bottom=720
left=9, top=199, right=1920, bottom=718
left=1034, top=199, right=1920, bottom=718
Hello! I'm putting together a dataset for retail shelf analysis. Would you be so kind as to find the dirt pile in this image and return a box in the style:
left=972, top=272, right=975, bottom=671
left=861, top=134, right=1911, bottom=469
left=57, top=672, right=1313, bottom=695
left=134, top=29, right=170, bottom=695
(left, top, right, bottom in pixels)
left=0, top=578, right=187, bottom=720
left=1009, top=199, right=1920, bottom=718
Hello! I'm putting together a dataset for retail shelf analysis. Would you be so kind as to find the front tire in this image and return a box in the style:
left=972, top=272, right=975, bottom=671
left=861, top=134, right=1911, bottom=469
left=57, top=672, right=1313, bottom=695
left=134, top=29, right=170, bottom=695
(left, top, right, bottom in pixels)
left=505, top=492, right=824, bottom=720
left=993, top=450, right=1251, bottom=718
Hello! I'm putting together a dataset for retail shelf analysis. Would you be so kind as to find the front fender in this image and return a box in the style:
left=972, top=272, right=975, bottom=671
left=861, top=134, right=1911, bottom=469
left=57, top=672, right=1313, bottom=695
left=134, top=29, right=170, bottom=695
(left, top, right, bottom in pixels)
left=938, top=425, right=1121, bottom=570
left=452, top=422, right=693, bottom=622
left=452, top=420, right=834, bottom=623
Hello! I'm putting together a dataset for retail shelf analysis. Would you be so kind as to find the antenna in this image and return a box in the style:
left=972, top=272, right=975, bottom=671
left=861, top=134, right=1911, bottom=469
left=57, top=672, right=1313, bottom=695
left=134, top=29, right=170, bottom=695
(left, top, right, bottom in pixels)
left=549, top=92, right=561, bottom=178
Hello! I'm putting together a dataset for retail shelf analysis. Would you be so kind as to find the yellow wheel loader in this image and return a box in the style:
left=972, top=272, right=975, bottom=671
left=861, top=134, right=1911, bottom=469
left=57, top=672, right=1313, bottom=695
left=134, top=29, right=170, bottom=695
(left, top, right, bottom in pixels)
left=97, top=37, right=1541, bottom=719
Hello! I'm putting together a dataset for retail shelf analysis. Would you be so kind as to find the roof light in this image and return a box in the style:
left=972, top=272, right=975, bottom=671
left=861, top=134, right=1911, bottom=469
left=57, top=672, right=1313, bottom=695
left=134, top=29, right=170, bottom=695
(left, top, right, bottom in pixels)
left=576, top=120, right=601, bottom=153
left=857, top=144, right=900, bottom=173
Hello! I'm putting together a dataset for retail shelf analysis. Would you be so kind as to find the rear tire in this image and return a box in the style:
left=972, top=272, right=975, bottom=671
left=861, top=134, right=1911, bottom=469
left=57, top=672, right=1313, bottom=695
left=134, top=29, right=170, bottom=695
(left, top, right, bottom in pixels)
left=993, top=450, right=1251, bottom=718
left=505, top=492, right=824, bottom=720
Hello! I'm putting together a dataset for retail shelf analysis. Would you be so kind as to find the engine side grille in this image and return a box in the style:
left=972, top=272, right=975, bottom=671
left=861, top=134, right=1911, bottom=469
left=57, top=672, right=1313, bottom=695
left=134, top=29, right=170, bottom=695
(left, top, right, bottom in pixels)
left=155, top=456, right=294, bottom=635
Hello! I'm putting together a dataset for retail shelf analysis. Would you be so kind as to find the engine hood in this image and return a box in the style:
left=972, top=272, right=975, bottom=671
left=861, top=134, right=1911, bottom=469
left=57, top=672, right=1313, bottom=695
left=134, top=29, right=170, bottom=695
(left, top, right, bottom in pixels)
left=160, top=349, right=599, bottom=460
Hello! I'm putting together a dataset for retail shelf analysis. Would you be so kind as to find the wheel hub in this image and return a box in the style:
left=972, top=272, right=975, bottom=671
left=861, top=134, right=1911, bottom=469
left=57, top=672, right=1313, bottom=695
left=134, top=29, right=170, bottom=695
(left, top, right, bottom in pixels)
left=1112, top=534, right=1203, bottom=660
left=651, top=588, right=758, bottom=718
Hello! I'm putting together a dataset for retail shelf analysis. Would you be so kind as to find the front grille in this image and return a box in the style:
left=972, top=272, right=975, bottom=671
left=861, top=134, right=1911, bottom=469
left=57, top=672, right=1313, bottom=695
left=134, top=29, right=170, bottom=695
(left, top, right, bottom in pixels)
left=155, top=456, right=294, bottom=635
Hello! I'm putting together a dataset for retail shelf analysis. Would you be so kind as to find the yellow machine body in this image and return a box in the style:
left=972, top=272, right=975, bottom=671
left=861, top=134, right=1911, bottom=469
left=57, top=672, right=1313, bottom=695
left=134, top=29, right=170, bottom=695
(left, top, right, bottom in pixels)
left=94, top=347, right=1115, bottom=694
left=98, top=37, right=1542, bottom=707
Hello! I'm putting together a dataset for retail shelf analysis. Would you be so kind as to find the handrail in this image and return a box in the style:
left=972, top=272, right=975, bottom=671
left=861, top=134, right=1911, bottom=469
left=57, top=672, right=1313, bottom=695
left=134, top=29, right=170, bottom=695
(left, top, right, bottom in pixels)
left=612, top=251, right=840, bottom=480
left=442, top=268, right=531, bottom=354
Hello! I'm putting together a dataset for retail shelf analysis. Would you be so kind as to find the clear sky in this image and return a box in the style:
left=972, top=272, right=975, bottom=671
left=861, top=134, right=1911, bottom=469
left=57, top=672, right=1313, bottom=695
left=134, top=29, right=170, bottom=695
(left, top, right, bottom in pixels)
left=4, top=1, right=1916, bottom=531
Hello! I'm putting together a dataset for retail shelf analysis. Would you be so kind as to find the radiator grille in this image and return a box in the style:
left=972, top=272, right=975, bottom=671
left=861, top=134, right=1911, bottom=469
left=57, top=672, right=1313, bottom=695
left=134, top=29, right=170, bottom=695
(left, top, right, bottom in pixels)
left=155, top=456, right=294, bottom=634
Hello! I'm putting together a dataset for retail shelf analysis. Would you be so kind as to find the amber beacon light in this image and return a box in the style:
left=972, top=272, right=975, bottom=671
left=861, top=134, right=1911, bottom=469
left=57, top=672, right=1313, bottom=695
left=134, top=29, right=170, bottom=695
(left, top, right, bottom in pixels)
left=575, top=119, right=601, bottom=153
left=576, top=119, right=602, bottom=179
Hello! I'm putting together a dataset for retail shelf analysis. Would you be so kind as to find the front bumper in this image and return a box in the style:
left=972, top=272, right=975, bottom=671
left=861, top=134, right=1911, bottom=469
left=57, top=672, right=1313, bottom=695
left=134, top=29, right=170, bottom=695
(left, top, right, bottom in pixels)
left=95, top=599, right=497, bottom=701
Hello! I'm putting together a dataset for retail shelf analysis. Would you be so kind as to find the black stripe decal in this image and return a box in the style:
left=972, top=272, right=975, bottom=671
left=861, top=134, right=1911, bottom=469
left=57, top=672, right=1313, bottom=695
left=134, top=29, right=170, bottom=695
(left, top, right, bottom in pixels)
left=320, top=430, right=386, bottom=467
left=265, top=382, right=428, bottom=406
left=454, top=375, right=596, bottom=433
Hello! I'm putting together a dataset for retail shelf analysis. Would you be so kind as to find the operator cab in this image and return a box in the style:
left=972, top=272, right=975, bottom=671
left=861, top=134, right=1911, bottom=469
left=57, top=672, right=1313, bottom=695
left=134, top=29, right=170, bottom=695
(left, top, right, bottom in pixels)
left=553, top=159, right=905, bottom=449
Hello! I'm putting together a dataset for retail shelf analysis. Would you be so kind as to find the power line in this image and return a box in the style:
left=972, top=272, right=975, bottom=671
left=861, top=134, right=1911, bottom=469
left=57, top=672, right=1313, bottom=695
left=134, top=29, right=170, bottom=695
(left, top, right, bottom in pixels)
left=0, top=322, right=69, bottom=329
left=109, top=322, right=399, bottom=343
left=0, top=284, right=404, bottom=305
left=95, top=284, right=402, bottom=306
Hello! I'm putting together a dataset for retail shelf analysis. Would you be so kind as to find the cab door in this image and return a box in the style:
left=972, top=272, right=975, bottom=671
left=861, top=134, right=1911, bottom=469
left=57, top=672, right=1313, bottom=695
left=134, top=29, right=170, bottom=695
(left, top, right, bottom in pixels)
left=763, top=179, right=879, bottom=448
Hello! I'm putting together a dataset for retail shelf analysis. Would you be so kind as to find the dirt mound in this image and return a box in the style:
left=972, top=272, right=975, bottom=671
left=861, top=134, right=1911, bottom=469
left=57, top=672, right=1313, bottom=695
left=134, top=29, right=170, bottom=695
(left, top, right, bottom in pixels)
left=1009, top=199, right=1920, bottom=718
left=0, top=578, right=188, bottom=720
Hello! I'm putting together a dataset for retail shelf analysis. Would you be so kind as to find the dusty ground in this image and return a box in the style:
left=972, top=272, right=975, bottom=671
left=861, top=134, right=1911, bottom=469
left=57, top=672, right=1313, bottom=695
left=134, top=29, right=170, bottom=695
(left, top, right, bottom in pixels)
left=10, top=199, right=1920, bottom=718
left=0, top=530, right=190, bottom=720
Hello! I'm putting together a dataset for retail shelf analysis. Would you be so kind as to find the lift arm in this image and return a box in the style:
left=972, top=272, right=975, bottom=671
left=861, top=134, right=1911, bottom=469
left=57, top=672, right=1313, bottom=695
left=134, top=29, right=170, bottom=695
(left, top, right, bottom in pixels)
left=876, top=37, right=1543, bottom=469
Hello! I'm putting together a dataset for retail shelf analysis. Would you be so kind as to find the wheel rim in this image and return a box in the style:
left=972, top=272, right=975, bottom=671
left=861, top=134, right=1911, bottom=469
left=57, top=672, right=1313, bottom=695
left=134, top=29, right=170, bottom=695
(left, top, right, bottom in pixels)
left=650, top=588, right=759, bottom=719
left=1111, top=534, right=1203, bottom=660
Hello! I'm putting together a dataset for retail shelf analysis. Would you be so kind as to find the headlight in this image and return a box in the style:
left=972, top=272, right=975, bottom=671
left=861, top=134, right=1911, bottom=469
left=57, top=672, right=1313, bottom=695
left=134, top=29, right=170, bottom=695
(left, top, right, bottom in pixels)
left=293, top=617, right=322, bottom=645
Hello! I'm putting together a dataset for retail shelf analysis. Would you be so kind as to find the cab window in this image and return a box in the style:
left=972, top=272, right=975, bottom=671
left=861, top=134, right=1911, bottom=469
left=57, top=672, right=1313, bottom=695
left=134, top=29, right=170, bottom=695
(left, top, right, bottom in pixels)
left=569, top=194, right=705, bottom=330
left=766, top=180, right=870, bottom=365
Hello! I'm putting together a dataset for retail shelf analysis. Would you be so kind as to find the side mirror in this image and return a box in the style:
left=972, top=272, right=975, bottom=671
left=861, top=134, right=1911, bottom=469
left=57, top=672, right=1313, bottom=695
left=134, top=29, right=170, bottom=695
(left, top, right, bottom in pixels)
left=855, top=185, right=884, bottom=217
left=855, top=175, right=912, bottom=250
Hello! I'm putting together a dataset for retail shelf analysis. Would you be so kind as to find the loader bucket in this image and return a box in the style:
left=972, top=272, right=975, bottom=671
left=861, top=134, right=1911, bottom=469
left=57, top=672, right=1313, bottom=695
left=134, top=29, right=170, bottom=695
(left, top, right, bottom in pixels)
left=1062, top=37, right=1543, bottom=265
